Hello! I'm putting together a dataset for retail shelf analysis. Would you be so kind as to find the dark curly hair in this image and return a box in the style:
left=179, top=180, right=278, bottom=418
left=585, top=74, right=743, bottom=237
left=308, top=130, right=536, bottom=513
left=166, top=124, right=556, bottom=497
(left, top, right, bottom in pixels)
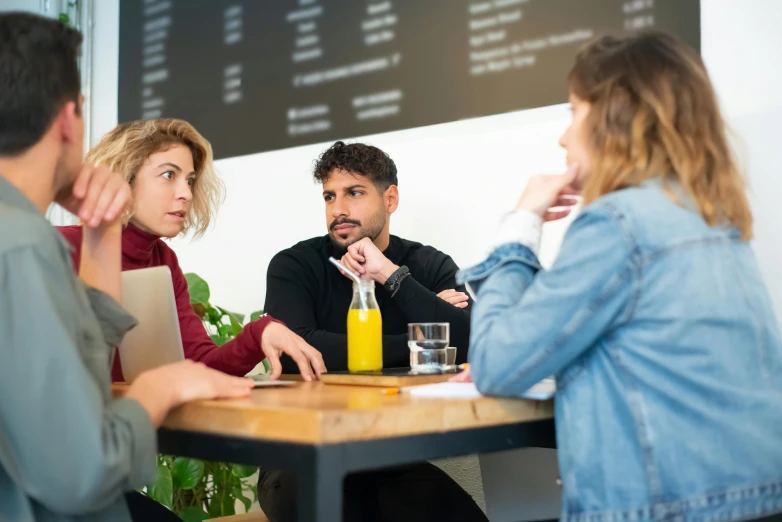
left=313, top=141, right=398, bottom=191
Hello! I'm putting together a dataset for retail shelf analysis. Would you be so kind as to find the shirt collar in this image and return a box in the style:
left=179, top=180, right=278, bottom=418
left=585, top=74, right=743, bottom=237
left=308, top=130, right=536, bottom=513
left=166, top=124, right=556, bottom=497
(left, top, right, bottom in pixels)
left=0, top=175, right=42, bottom=215
left=0, top=176, right=74, bottom=254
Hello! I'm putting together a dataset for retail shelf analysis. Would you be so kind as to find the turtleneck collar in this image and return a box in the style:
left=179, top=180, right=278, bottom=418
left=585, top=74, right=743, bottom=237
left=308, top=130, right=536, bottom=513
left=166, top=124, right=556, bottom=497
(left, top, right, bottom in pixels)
left=122, top=223, right=160, bottom=265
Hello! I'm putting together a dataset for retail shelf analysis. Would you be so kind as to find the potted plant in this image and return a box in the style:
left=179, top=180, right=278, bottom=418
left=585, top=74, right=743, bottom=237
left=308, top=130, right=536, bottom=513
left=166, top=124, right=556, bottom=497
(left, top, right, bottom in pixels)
left=144, top=273, right=267, bottom=521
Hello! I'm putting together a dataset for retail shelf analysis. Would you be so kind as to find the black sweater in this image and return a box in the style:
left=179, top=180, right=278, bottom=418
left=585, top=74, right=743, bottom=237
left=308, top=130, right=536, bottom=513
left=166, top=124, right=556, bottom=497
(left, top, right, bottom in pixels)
left=265, top=235, right=471, bottom=373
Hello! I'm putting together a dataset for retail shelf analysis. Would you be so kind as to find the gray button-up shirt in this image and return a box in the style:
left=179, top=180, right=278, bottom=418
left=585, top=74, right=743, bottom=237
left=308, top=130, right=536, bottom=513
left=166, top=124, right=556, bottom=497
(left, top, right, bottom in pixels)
left=0, top=177, right=157, bottom=521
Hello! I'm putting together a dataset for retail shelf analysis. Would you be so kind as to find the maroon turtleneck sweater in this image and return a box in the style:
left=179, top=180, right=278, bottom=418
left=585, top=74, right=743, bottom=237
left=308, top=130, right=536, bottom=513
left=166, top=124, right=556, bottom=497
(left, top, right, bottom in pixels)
left=57, top=224, right=274, bottom=382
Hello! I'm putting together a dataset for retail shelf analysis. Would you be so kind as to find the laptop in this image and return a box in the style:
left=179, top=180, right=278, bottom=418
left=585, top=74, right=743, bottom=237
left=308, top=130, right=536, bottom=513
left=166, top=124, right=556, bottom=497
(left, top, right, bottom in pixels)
left=118, top=266, right=185, bottom=382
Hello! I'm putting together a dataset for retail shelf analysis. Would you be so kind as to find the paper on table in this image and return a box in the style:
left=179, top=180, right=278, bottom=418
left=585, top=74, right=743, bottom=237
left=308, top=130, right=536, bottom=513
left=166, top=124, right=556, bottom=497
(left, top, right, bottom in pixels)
left=522, top=378, right=556, bottom=400
left=408, top=378, right=556, bottom=400
left=408, top=382, right=483, bottom=399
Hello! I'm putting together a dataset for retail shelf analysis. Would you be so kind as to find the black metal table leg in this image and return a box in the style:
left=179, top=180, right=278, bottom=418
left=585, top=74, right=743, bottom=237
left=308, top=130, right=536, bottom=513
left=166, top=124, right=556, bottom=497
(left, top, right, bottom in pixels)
left=295, top=445, right=345, bottom=522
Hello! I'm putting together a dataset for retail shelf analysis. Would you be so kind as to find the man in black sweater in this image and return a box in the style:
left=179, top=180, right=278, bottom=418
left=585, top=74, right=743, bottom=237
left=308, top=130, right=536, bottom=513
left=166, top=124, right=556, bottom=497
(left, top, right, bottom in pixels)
left=267, top=142, right=471, bottom=373
left=258, top=141, right=487, bottom=522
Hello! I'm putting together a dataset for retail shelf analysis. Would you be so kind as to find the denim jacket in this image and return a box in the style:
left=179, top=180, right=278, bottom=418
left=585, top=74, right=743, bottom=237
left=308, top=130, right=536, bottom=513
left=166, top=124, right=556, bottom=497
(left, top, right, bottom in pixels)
left=458, top=181, right=782, bottom=522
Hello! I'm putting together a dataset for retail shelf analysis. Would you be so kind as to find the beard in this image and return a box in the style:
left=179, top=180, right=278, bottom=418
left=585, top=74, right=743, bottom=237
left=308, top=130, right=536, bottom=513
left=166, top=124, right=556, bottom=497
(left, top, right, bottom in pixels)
left=328, top=208, right=387, bottom=249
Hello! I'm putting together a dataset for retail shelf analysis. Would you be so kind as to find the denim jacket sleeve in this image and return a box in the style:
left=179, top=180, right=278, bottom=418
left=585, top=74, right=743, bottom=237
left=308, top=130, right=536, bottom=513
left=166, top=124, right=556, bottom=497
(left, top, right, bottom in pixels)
left=457, top=205, right=637, bottom=396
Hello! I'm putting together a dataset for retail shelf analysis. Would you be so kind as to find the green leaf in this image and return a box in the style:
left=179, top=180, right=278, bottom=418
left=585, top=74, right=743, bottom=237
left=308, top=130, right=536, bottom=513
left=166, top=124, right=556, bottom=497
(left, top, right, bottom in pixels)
left=185, top=273, right=210, bottom=305
left=210, top=334, right=228, bottom=346
left=229, top=315, right=243, bottom=336
left=217, top=306, right=245, bottom=334
left=171, top=457, right=205, bottom=490
left=231, top=464, right=257, bottom=479
left=218, top=324, right=234, bottom=338
left=147, top=463, right=173, bottom=509
left=229, top=310, right=246, bottom=325
left=178, top=506, right=211, bottom=522
left=207, top=489, right=235, bottom=517
left=232, top=484, right=252, bottom=512
left=58, top=13, right=69, bottom=24
left=206, top=306, right=223, bottom=323
left=250, top=310, right=264, bottom=322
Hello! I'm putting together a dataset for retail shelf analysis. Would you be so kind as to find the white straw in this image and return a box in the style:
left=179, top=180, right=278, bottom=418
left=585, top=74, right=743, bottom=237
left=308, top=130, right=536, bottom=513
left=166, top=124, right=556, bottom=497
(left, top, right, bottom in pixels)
left=328, top=257, right=368, bottom=309
left=328, top=257, right=360, bottom=283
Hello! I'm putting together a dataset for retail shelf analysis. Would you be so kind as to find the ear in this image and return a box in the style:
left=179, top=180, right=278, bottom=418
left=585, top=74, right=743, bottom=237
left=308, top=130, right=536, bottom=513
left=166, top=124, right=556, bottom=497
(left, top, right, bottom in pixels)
left=384, top=185, right=399, bottom=214
left=56, top=100, right=81, bottom=145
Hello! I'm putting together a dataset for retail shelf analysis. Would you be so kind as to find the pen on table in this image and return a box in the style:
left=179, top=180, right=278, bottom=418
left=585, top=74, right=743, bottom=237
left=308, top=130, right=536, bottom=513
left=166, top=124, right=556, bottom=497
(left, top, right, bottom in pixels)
left=381, top=385, right=414, bottom=395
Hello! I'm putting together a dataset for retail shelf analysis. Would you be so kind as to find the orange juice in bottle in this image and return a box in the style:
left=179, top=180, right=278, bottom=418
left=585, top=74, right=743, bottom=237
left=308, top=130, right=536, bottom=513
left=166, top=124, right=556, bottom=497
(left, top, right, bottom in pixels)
left=347, top=279, right=383, bottom=372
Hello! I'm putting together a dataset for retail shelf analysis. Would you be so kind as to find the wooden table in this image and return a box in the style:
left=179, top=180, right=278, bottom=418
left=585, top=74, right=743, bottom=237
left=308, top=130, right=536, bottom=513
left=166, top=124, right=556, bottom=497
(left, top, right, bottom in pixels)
left=131, top=382, right=555, bottom=522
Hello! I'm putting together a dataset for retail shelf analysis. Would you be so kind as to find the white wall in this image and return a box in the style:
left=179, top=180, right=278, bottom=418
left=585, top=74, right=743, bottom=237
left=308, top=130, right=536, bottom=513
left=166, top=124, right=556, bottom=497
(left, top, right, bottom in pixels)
left=0, top=0, right=40, bottom=11
left=90, top=0, right=118, bottom=153
left=701, top=0, right=782, bottom=323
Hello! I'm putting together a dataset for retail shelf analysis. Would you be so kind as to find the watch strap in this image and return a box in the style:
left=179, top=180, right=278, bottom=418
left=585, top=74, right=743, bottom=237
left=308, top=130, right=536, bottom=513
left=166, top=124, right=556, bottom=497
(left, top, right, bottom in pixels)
left=384, top=265, right=410, bottom=295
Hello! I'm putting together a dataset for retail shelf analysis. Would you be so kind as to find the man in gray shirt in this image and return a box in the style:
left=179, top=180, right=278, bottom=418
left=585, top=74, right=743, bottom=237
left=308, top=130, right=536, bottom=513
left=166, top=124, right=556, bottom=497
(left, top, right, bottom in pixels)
left=0, top=13, right=255, bottom=521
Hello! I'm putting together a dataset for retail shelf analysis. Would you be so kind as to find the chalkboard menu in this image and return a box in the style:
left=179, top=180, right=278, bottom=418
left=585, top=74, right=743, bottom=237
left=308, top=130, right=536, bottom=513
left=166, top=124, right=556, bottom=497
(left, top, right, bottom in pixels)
left=118, top=0, right=700, bottom=159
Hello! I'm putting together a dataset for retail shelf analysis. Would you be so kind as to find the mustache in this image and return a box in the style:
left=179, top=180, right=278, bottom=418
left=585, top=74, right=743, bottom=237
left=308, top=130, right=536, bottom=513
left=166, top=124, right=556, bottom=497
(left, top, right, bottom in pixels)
left=330, top=218, right=361, bottom=230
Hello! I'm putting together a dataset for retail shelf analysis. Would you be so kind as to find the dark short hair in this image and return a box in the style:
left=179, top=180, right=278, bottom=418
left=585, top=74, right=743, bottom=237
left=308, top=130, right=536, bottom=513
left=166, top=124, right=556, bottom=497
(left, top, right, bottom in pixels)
left=313, top=141, right=398, bottom=191
left=0, top=12, right=83, bottom=156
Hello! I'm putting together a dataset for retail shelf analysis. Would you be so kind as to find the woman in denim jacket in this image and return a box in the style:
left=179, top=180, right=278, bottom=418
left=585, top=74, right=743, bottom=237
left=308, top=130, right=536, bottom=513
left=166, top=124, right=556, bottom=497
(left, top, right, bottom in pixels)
left=457, top=32, right=782, bottom=522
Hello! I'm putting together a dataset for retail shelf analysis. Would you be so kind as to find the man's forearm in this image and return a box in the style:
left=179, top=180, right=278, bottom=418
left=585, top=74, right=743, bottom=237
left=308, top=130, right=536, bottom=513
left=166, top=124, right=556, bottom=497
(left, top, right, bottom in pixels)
left=79, top=224, right=123, bottom=302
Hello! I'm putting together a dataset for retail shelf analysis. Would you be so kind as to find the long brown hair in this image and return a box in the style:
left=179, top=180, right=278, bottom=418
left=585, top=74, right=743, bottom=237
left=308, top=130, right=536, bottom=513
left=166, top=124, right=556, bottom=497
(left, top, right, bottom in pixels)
left=86, top=118, right=224, bottom=238
left=568, top=31, right=752, bottom=239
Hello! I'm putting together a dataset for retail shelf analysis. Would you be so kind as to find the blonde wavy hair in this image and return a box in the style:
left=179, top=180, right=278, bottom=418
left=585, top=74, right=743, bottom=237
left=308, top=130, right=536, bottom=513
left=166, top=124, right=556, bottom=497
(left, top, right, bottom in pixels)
left=86, top=118, right=224, bottom=238
left=569, top=32, right=752, bottom=239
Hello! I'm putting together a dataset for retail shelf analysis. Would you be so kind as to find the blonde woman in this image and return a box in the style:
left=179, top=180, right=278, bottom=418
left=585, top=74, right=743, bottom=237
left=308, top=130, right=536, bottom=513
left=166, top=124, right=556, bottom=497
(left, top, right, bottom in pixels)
left=457, top=32, right=782, bottom=522
left=58, top=119, right=326, bottom=382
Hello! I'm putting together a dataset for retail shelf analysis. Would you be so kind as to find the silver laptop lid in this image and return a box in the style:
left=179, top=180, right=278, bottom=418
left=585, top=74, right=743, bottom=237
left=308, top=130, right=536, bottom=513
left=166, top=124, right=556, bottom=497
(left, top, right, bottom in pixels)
left=118, top=266, right=184, bottom=382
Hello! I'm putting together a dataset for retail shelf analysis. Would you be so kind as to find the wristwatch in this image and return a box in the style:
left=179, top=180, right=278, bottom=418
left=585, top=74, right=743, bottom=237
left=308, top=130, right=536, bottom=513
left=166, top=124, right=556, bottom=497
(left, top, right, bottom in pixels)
left=383, top=265, right=411, bottom=296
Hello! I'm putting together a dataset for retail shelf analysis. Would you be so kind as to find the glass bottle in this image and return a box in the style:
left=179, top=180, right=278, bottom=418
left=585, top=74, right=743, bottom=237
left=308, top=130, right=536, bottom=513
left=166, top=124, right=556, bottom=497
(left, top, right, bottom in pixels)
left=347, top=280, right=383, bottom=372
